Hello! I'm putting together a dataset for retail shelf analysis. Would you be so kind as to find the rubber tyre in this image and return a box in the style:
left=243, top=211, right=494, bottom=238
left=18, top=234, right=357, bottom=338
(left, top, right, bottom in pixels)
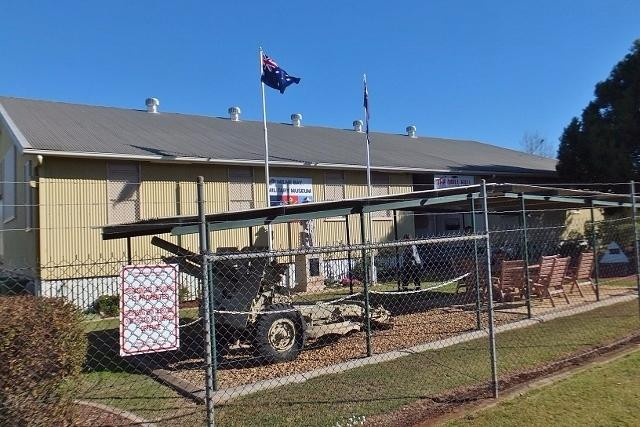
left=252, top=304, right=305, bottom=363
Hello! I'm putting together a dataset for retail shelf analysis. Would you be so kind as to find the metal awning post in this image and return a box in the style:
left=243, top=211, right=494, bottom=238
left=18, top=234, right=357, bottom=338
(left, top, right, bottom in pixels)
left=590, top=200, right=601, bottom=301
left=481, top=180, right=499, bottom=399
left=520, top=193, right=532, bottom=319
left=470, top=195, right=482, bottom=330
left=248, top=226, right=254, bottom=248
left=359, top=211, right=373, bottom=357
left=197, top=176, right=216, bottom=425
left=126, top=237, right=132, bottom=265
left=287, top=221, right=293, bottom=283
left=630, top=181, right=640, bottom=317
left=345, top=215, right=353, bottom=294
left=393, top=209, right=401, bottom=292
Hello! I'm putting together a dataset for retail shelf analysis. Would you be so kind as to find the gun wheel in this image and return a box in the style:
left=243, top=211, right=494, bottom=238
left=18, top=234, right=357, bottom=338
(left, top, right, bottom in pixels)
left=252, top=304, right=304, bottom=363
left=268, top=318, right=296, bottom=352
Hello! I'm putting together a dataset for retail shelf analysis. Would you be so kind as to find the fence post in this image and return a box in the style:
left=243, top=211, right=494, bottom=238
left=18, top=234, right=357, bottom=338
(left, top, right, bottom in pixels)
left=590, top=201, right=601, bottom=301
left=126, top=237, right=132, bottom=265
left=630, top=181, right=640, bottom=317
left=519, top=193, right=533, bottom=319
left=470, top=194, right=482, bottom=330
left=359, top=211, right=373, bottom=357
left=345, top=215, right=354, bottom=294
left=481, top=180, right=499, bottom=398
left=197, top=176, right=216, bottom=427
left=393, top=209, right=401, bottom=292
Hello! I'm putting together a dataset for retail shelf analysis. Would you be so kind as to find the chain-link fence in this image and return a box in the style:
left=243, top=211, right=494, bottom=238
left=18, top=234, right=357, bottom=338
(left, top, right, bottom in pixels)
left=1, top=180, right=640, bottom=426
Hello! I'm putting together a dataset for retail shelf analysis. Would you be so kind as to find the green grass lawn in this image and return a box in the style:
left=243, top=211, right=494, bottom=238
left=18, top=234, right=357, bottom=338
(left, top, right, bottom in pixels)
left=296, top=275, right=636, bottom=305
left=599, top=276, right=639, bottom=288
left=448, top=348, right=640, bottom=426
left=77, top=299, right=640, bottom=426
left=78, top=371, right=206, bottom=426
left=293, top=280, right=459, bottom=304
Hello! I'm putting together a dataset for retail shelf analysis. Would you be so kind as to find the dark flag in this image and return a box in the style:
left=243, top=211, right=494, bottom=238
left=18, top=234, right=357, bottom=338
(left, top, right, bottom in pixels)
left=261, top=53, right=301, bottom=94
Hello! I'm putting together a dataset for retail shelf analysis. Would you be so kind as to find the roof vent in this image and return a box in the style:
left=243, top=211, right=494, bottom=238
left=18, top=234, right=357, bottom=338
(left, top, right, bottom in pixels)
left=291, top=113, right=302, bottom=127
left=145, top=97, right=160, bottom=113
left=228, top=106, right=241, bottom=121
left=406, top=125, right=417, bottom=138
left=353, top=120, right=364, bottom=132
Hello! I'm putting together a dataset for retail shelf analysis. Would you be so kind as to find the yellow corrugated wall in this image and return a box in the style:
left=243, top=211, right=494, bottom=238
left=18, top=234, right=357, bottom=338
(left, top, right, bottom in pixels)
left=38, top=158, right=414, bottom=279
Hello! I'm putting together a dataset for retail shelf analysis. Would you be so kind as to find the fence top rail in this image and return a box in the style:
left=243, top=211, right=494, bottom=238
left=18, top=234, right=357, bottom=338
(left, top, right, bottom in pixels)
left=208, top=234, right=484, bottom=261
left=100, top=182, right=638, bottom=241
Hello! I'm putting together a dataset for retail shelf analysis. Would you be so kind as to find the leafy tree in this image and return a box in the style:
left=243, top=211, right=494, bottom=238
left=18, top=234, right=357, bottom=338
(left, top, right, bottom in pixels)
left=557, top=40, right=640, bottom=182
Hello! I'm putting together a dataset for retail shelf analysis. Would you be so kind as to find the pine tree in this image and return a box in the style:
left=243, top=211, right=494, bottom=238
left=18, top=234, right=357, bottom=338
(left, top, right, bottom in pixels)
left=557, top=40, right=640, bottom=182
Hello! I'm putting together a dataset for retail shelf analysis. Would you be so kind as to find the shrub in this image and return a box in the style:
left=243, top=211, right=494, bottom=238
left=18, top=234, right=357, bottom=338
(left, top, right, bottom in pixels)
left=179, top=286, right=191, bottom=302
left=352, top=250, right=402, bottom=282
left=340, top=277, right=362, bottom=287
left=0, top=295, right=87, bottom=425
left=91, top=294, right=119, bottom=317
left=323, top=278, right=342, bottom=289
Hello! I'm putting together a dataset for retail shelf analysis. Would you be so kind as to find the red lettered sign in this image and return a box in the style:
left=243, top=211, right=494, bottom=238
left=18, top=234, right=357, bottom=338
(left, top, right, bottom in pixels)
left=119, top=264, right=180, bottom=356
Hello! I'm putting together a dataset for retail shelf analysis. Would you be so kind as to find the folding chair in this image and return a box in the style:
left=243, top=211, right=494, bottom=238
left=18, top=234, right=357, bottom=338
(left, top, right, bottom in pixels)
left=567, top=252, right=596, bottom=297
left=454, top=257, right=477, bottom=294
left=493, top=260, right=525, bottom=301
left=532, top=256, right=571, bottom=307
left=531, top=255, right=557, bottom=284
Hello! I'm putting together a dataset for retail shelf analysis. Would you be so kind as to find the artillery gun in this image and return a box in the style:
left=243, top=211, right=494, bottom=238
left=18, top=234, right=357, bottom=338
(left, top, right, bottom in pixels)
left=152, top=237, right=391, bottom=363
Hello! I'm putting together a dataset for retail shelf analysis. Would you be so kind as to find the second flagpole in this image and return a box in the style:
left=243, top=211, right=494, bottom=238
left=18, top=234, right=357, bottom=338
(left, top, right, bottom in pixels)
left=259, top=47, right=273, bottom=252
left=363, top=74, right=376, bottom=283
left=363, top=74, right=372, bottom=198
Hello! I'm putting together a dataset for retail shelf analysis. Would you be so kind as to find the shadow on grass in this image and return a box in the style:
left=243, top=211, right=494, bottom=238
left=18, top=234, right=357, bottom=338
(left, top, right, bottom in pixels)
left=326, top=290, right=478, bottom=316
left=83, top=322, right=206, bottom=373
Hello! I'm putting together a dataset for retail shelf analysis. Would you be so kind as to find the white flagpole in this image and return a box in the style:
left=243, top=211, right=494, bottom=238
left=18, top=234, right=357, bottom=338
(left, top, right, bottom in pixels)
left=363, top=73, right=376, bottom=282
left=259, top=47, right=273, bottom=251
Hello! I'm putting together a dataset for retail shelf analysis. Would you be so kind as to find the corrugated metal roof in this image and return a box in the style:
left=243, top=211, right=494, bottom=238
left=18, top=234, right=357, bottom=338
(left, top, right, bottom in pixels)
left=0, top=96, right=557, bottom=175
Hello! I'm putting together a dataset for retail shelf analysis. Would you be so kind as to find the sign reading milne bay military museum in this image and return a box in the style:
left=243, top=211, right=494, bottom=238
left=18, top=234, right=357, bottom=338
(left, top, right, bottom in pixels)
left=434, top=175, right=474, bottom=189
left=119, top=264, right=180, bottom=356
left=269, top=176, right=313, bottom=206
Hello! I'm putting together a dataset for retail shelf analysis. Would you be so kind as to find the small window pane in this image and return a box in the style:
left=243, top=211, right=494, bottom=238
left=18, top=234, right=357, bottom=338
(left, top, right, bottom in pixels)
left=107, top=163, right=140, bottom=224
left=229, top=167, right=254, bottom=211
left=371, top=173, right=390, bottom=217
left=325, top=172, right=344, bottom=201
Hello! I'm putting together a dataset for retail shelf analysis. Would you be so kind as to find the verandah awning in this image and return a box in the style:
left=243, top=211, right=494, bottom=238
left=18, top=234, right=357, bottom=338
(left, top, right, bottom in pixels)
left=100, top=183, right=637, bottom=241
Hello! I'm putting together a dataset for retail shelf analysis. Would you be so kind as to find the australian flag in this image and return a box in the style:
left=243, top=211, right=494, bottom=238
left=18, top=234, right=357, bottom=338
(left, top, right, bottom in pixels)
left=261, top=53, right=301, bottom=94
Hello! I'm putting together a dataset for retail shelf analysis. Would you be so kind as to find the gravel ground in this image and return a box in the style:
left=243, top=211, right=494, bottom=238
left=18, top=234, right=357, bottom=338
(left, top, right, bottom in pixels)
left=169, top=288, right=632, bottom=391
left=169, top=306, right=521, bottom=390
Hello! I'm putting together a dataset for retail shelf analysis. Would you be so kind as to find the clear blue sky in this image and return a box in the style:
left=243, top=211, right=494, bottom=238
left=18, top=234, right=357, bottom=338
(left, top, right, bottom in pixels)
left=1, top=1, right=639, bottom=154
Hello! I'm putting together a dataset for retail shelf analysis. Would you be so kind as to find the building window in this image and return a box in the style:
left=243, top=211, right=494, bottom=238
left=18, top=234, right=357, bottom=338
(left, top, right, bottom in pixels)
left=2, top=145, right=16, bottom=222
left=107, top=162, right=140, bottom=224
left=229, top=167, right=254, bottom=211
left=371, top=172, right=391, bottom=218
left=324, top=172, right=345, bottom=201
left=324, top=171, right=345, bottom=221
